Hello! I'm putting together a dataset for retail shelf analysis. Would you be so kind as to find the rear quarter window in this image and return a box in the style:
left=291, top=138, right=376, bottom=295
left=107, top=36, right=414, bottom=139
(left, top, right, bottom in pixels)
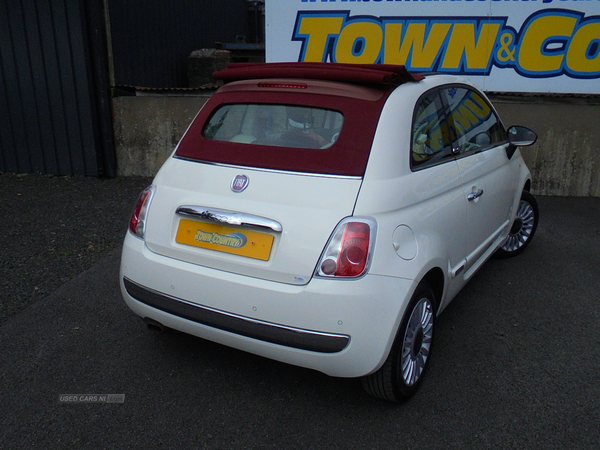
left=411, top=89, right=454, bottom=170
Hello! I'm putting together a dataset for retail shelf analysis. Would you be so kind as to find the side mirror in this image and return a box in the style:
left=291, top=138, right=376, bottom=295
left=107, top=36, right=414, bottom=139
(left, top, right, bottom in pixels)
left=506, top=125, right=537, bottom=159
left=508, top=126, right=537, bottom=146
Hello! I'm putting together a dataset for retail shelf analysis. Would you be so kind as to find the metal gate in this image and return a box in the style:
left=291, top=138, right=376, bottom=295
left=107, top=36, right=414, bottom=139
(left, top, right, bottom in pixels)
left=0, top=0, right=115, bottom=176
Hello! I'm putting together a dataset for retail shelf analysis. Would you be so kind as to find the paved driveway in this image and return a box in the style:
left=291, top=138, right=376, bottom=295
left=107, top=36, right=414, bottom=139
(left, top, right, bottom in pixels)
left=1, top=196, right=599, bottom=449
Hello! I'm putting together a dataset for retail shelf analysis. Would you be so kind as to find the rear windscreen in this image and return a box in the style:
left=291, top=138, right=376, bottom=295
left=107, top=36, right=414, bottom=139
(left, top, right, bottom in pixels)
left=203, top=104, right=344, bottom=150
left=175, top=88, right=389, bottom=176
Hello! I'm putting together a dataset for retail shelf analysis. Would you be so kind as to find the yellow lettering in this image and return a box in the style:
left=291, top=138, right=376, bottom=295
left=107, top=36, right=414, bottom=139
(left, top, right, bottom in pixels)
left=452, top=105, right=480, bottom=134
left=442, top=23, right=501, bottom=70
left=518, top=15, right=577, bottom=73
left=298, top=16, right=344, bottom=62
left=384, top=22, right=451, bottom=68
left=567, top=22, right=600, bottom=74
left=428, top=126, right=443, bottom=152
left=428, top=119, right=453, bottom=152
left=335, top=21, right=383, bottom=64
left=464, top=94, right=490, bottom=119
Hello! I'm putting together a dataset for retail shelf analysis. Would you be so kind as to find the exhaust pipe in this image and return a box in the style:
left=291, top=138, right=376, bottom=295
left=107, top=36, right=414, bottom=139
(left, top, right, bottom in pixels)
left=144, top=317, right=166, bottom=332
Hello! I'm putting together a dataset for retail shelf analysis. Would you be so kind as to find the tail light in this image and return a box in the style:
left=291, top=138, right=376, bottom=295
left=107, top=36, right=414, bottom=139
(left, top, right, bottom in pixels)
left=316, top=218, right=377, bottom=278
left=129, top=186, right=155, bottom=239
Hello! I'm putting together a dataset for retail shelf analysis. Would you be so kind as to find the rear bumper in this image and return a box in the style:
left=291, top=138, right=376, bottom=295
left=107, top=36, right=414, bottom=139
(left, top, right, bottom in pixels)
left=123, top=277, right=349, bottom=353
left=120, top=232, right=416, bottom=378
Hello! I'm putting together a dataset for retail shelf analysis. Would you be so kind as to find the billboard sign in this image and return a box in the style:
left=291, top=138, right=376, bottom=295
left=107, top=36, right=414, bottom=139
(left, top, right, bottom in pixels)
left=265, top=0, right=600, bottom=93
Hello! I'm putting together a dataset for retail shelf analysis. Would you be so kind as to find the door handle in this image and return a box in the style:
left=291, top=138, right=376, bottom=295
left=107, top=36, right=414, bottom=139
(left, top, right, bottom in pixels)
left=467, top=189, right=484, bottom=201
left=176, top=206, right=282, bottom=232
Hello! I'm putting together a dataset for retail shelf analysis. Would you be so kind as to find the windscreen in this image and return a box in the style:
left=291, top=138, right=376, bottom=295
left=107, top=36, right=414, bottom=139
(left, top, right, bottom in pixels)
left=174, top=85, right=390, bottom=176
left=203, top=104, right=344, bottom=150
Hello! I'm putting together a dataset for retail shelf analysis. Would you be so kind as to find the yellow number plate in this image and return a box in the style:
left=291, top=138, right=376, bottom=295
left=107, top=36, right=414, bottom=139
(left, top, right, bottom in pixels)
left=176, top=219, right=274, bottom=261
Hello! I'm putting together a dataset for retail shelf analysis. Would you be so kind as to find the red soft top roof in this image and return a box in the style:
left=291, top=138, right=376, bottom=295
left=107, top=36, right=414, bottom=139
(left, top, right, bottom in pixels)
left=213, top=62, right=424, bottom=87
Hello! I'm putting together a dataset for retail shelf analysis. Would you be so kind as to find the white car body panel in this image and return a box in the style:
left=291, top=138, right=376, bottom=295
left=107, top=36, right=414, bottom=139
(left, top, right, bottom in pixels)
left=121, top=234, right=415, bottom=377
left=144, top=156, right=363, bottom=285
left=458, top=145, right=518, bottom=272
left=120, top=70, right=534, bottom=380
left=354, top=77, right=491, bottom=309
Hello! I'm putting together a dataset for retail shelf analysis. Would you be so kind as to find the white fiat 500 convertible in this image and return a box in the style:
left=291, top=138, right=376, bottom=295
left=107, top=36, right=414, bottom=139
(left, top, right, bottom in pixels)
left=121, top=63, right=539, bottom=401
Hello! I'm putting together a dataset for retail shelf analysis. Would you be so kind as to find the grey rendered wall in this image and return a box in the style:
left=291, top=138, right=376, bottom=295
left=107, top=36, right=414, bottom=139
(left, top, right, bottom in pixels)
left=113, top=95, right=210, bottom=177
left=113, top=95, right=600, bottom=197
left=490, top=96, right=600, bottom=197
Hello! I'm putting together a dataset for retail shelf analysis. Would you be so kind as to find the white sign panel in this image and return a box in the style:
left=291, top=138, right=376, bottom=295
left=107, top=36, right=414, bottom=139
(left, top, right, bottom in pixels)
left=265, top=0, right=600, bottom=94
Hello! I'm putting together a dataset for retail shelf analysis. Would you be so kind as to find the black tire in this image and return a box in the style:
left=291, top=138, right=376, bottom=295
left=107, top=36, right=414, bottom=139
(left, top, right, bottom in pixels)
left=362, top=282, right=436, bottom=402
left=495, top=190, right=539, bottom=258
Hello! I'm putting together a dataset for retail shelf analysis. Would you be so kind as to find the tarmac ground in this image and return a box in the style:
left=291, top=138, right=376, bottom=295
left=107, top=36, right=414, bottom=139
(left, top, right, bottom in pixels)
left=1, top=173, right=599, bottom=449
left=0, top=173, right=152, bottom=321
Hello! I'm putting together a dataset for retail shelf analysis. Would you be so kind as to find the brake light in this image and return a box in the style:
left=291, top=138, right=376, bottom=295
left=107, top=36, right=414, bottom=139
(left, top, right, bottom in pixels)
left=257, top=82, right=307, bottom=89
left=129, top=186, right=155, bottom=239
left=317, top=218, right=376, bottom=278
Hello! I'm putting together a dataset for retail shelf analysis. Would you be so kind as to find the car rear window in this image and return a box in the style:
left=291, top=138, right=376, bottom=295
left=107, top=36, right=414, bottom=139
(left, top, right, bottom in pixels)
left=203, top=104, right=344, bottom=150
left=175, top=83, right=390, bottom=176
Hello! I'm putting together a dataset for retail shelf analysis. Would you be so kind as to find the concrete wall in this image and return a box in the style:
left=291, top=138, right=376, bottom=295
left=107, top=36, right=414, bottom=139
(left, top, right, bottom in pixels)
left=113, top=95, right=210, bottom=177
left=113, top=94, right=600, bottom=197
left=490, top=95, right=600, bottom=197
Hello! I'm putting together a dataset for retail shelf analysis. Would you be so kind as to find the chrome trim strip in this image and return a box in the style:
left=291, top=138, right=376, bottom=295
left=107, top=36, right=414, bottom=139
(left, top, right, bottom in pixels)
left=173, top=156, right=363, bottom=180
left=123, top=278, right=350, bottom=354
left=176, top=206, right=282, bottom=233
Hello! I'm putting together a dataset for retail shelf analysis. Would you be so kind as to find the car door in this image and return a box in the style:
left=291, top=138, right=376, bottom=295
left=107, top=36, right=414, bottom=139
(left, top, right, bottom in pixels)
left=408, top=88, right=468, bottom=289
left=441, top=86, right=518, bottom=276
